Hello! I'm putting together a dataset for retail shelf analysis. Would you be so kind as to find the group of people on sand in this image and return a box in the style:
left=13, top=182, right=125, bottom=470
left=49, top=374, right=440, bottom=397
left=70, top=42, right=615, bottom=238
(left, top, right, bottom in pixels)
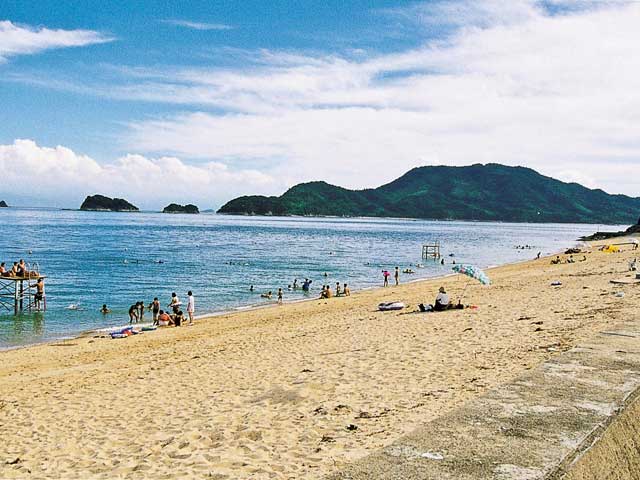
left=102, top=291, right=195, bottom=327
left=550, top=254, right=587, bottom=265
left=0, top=259, right=34, bottom=278
left=319, top=282, right=350, bottom=299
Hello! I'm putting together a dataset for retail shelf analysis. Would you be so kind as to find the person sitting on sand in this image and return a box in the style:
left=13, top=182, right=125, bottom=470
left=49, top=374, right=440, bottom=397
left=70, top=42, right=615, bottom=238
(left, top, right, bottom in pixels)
left=172, top=310, right=184, bottom=327
left=434, top=286, right=452, bottom=311
left=335, top=282, right=342, bottom=296
left=325, top=285, right=333, bottom=298
left=551, top=256, right=561, bottom=265
left=261, top=291, right=272, bottom=299
left=128, top=302, right=139, bottom=323
left=343, top=283, right=350, bottom=296
left=157, top=310, right=173, bottom=327
left=100, top=304, right=111, bottom=314
left=567, top=255, right=575, bottom=263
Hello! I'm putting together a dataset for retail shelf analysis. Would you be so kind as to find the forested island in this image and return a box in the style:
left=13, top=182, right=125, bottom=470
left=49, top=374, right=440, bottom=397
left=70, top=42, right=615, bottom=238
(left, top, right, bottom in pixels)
left=80, top=195, right=139, bottom=212
left=218, top=164, right=640, bottom=224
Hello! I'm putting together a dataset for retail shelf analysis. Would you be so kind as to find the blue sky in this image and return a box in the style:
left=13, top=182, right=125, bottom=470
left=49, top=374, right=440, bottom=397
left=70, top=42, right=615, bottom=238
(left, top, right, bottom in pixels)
left=1, top=0, right=639, bottom=209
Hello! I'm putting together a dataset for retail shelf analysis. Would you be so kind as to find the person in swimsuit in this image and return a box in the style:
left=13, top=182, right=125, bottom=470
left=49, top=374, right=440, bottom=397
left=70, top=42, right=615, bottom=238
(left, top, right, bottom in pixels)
left=343, top=283, right=350, bottom=296
left=33, top=278, right=45, bottom=311
left=157, top=310, right=173, bottom=326
left=335, top=282, right=342, bottom=296
left=277, top=288, right=283, bottom=304
left=10, top=262, right=19, bottom=277
left=0, top=262, right=5, bottom=276
left=100, top=304, right=111, bottom=314
left=128, top=302, right=139, bottom=323
left=394, top=267, right=400, bottom=286
left=138, top=300, right=145, bottom=321
left=151, top=297, right=160, bottom=323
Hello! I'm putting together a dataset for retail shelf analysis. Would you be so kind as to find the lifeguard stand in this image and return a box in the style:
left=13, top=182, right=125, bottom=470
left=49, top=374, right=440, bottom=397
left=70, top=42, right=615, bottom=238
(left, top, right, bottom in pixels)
left=422, top=241, right=441, bottom=260
left=0, top=262, right=45, bottom=315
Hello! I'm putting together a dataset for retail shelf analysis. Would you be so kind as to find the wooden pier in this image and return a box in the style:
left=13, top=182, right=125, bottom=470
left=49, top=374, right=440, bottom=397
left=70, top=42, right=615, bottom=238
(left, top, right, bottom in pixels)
left=422, top=241, right=441, bottom=260
left=0, top=274, right=46, bottom=315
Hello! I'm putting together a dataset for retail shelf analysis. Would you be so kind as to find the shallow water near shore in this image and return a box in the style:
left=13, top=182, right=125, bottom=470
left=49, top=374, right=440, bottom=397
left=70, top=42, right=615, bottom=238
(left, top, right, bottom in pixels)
left=0, top=208, right=621, bottom=349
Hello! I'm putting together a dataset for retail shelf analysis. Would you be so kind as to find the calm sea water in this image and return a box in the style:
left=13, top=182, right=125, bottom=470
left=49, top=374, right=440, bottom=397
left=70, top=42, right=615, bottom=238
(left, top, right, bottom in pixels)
left=0, top=208, right=619, bottom=349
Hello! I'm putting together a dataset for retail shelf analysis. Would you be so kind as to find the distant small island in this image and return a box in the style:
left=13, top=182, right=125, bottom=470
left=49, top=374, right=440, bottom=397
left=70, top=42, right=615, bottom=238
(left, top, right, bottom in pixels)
left=162, top=203, right=199, bottom=214
left=80, top=195, right=139, bottom=212
left=0, top=201, right=8, bottom=208
left=218, top=164, right=640, bottom=224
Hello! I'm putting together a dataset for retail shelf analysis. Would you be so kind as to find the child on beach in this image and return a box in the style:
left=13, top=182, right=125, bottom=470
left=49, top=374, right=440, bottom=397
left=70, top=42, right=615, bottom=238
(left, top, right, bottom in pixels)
left=382, top=270, right=390, bottom=287
left=277, top=288, right=283, bottom=304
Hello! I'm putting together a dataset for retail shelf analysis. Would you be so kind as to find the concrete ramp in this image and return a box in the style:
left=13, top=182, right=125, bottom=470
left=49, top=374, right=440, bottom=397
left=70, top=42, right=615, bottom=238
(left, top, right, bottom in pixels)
left=328, top=321, right=640, bottom=480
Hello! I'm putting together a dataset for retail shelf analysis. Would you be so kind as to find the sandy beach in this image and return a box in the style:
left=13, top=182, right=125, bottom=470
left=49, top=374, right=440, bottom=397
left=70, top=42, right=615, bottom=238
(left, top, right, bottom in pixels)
left=0, top=239, right=638, bottom=479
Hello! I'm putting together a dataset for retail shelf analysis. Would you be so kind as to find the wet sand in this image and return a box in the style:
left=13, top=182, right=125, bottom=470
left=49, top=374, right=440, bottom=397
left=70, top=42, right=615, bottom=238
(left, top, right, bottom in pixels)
left=0, top=239, right=638, bottom=479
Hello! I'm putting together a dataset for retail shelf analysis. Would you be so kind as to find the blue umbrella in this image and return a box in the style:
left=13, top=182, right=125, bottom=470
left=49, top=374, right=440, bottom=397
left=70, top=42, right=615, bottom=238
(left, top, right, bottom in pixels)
left=452, top=264, right=491, bottom=285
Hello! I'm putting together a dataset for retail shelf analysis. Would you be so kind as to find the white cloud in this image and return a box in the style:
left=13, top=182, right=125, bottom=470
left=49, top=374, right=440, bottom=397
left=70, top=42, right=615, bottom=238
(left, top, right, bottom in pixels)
left=0, top=139, right=277, bottom=209
left=161, top=19, right=233, bottom=31
left=0, top=20, right=113, bottom=62
left=118, top=1, right=640, bottom=196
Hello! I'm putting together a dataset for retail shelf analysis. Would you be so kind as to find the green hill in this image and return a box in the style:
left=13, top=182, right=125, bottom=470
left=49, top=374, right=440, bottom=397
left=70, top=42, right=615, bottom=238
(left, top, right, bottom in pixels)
left=217, top=164, right=640, bottom=224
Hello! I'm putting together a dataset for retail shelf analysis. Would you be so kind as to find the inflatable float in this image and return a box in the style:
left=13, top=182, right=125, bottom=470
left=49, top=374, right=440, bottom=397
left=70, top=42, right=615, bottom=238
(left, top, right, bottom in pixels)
left=378, top=302, right=405, bottom=311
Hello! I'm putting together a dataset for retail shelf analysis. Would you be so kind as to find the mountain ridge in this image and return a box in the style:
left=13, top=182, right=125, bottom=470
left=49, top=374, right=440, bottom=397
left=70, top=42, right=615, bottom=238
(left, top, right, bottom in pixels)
left=218, top=164, right=640, bottom=224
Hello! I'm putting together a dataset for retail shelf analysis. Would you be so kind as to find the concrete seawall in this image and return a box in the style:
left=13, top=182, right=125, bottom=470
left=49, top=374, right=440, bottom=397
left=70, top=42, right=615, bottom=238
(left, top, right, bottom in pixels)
left=328, top=319, right=640, bottom=480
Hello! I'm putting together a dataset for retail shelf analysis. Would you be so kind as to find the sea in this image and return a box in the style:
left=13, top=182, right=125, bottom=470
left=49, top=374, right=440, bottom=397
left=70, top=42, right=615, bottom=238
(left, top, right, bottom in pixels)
left=0, top=208, right=622, bottom=349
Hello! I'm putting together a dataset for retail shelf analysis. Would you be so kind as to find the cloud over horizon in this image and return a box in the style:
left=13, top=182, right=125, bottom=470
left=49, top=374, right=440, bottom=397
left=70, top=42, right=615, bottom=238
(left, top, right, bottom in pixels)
left=0, top=139, right=277, bottom=209
left=0, top=20, right=112, bottom=62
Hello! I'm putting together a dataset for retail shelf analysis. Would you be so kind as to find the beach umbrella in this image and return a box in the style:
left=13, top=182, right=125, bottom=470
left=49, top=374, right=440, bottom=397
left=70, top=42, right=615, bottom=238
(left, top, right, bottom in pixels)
left=452, top=264, right=491, bottom=285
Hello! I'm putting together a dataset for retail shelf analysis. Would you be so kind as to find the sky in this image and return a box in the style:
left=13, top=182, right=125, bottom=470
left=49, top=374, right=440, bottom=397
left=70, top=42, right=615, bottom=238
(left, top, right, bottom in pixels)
left=0, top=0, right=639, bottom=210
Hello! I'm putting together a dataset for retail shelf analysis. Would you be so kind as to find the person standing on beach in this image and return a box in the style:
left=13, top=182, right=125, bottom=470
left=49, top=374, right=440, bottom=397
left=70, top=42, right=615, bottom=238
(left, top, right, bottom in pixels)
left=277, top=288, right=283, bottom=304
left=382, top=270, right=390, bottom=287
left=394, top=266, right=400, bottom=286
left=187, top=291, right=195, bottom=324
left=151, top=297, right=160, bottom=323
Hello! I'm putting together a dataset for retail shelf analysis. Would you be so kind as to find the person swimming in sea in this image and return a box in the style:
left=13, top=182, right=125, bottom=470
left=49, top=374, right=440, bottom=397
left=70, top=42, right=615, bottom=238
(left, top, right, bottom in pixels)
left=261, top=291, right=272, bottom=299
left=250, top=285, right=254, bottom=292
left=100, top=304, right=111, bottom=314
